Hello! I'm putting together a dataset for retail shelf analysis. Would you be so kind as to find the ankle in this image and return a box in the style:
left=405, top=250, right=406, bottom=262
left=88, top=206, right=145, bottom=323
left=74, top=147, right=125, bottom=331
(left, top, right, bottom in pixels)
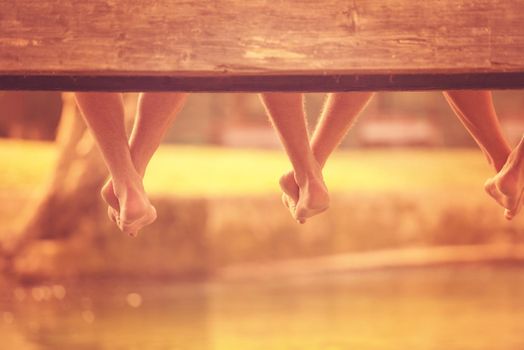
left=489, top=148, right=511, bottom=172
left=113, top=177, right=143, bottom=198
left=294, top=169, right=324, bottom=188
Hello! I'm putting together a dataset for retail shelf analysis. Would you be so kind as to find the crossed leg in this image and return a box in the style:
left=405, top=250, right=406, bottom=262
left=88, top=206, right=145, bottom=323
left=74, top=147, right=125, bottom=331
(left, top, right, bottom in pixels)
left=443, top=91, right=511, bottom=172
left=101, top=92, right=188, bottom=224
left=442, top=90, right=524, bottom=219
left=259, top=93, right=330, bottom=223
left=277, top=92, right=374, bottom=221
left=75, top=93, right=157, bottom=236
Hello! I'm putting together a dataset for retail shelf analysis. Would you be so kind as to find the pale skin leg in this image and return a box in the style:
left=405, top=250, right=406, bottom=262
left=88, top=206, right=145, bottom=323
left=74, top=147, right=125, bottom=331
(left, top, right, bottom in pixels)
left=279, top=92, right=374, bottom=218
left=74, top=93, right=157, bottom=236
left=443, top=91, right=511, bottom=172
left=101, top=92, right=188, bottom=222
left=259, top=93, right=329, bottom=223
left=442, top=90, right=522, bottom=219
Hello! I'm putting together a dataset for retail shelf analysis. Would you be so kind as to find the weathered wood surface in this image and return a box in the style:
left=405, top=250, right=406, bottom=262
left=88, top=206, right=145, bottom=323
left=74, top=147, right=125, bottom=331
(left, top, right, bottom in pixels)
left=1, top=0, right=524, bottom=91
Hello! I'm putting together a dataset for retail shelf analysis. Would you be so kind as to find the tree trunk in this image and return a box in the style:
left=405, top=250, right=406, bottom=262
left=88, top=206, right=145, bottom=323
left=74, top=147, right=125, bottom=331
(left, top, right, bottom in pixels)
left=2, top=93, right=137, bottom=256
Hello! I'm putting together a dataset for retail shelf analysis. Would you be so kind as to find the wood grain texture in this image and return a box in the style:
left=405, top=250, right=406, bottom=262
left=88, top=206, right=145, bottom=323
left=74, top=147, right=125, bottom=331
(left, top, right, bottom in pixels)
left=1, top=0, right=523, bottom=91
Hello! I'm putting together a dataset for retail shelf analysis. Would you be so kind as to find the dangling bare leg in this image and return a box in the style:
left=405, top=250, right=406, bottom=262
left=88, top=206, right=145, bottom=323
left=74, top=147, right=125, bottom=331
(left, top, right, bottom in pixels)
left=442, top=90, right=520, bottom=219
left=443, top=91, right=511, bottom=171
left=74, top=93, right=156, bottom=236
left=279, top=92, right=374, bottom=218
left=100, top=92, right=188, bottom=222
left=259, top=93, right=329, bottom=223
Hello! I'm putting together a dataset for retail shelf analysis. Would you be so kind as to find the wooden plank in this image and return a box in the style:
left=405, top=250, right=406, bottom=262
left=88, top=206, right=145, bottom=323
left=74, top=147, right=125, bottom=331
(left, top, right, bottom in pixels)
left=1, top=0, right=524, bottom=91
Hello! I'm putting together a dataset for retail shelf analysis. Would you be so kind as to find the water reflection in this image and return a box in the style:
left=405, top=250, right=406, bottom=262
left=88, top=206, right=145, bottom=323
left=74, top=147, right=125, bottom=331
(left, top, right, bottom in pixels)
left=2, top=265, right=524, bottom=349
left=1, top=280, right=210, bottom=349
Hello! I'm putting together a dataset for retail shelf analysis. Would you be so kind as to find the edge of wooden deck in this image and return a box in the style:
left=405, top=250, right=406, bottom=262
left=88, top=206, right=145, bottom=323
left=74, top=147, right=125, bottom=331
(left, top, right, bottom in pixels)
left=2, top=71, right=524, bottom=92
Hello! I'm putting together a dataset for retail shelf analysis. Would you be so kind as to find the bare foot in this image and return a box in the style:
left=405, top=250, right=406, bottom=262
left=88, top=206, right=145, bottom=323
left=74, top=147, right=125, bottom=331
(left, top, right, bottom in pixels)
left=119, top=196, right=157, bottom=236
left=294, top=175, right=330, bottom=223
left=279, top=168, right=329, bottom=223
left=111, top=180, right=157, bottom=236
left=279, top=171, right=300, bottom=219
left=101, top=180, right=119, bottom=223
left=484, top=146, right=524, bottom=220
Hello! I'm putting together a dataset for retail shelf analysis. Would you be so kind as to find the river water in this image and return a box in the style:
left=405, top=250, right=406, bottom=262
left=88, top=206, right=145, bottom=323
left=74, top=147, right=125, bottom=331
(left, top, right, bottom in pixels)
left=1, top=264, right=524, bottom=350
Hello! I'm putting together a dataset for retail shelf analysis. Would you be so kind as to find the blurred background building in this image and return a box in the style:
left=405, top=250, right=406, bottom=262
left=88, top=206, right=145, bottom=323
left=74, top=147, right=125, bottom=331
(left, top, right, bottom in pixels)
left=2, top=91, right=523, bottom=148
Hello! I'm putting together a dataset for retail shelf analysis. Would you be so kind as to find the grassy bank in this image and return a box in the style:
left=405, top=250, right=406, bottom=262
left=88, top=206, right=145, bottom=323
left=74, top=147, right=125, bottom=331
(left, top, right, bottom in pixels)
left=0, top=139, right=493, bottom=196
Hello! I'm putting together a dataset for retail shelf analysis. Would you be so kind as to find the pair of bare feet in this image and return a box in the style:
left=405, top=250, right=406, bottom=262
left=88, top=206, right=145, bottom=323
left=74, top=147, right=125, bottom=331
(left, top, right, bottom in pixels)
left=259, top=92, right=375, bottom=224
left=100, top=178, right=157, bottom=237
left=75, top=92, right=189, bottom=237
left=278, top=166, right=330, bottom=224
left=485, top=138, right=524, bottom=220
